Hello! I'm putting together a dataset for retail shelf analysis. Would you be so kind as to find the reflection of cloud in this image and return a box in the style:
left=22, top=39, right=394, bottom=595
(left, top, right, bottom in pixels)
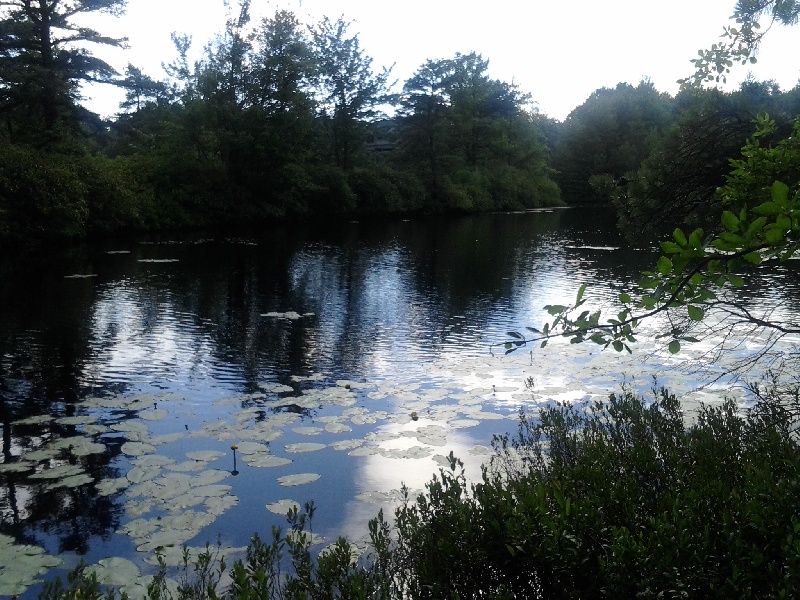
left=336, top=419, right=489, bottom=544
left=86, top=284, right=217, bottom=386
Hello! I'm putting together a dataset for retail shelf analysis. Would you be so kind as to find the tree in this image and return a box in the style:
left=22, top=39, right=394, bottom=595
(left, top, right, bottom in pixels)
left=308, top=16, right=392, bottom=171
left=396, top=52, right=560, bottom=211
left=551, top=80, right=675, bottom=205
left=0, top=0, right=127, bottom=140
left=118, top=63, right=167, bottom=112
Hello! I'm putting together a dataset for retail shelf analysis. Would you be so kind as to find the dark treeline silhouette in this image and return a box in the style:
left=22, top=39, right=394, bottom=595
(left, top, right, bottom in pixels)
left=2, top=0, right=799, bottom=244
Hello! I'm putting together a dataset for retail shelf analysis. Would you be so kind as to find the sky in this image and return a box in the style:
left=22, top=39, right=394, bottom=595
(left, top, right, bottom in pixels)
left=79, top=0, right=800, bottom=121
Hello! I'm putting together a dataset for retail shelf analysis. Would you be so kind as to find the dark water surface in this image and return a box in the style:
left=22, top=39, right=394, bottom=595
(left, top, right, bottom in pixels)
left=1, top=209, right=798, bottom=595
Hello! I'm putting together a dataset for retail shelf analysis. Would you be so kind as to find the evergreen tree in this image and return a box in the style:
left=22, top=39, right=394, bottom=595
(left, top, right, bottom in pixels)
left=0, top=0, right=127, bottom=142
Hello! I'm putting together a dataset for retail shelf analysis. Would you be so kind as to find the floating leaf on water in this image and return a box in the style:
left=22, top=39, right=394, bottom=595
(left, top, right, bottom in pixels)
left=325, top=422, right=353, bottom=434
left=118, top=518, right=160, bottom=539
left=0, top=461, right=35, bottom=473
left=124, top=499, right=154, bottom=517
left=81, top=424, right=110, bottom=435
left=122, top=441, right=156, bottom=456
left=329, top=439, right=363, bottom=451
left=233, top=441, right=270, bottom=455
left=260, top=311, right=313, bottom=320
left=66, top=439, right=106, bottom=457
left=354, top=491, right=395, bottom=504
left=190, top=484, right=232, bottom=498
left=47, top=473, right=94, bottom=490
left=135, top=529, right=196, bottom=553
left=277, top=473, right=320, bottom=486
left=96, top=477, right=129, bottom=496
left=190, top=469, right=229, bottom=486
left=206, top=495, right=239, bottom=515
left=291, top=426, right=324, bottom=436
left=167, top=492, right=206, bottom=510
left=13, top=415, right=54, bottom=426
left=250, top=427, right=283, bottom=443
left=139, top=409, right=169, bottom=421
left=284, top=442, right=326, bottom=453
left=416, top=434, right=447, bottom=447
left=149, top=432, right=186, bottom=445
left=258, top=382, right=294, bottom=393
left=247, top=454, right=292, bottom=468
left=462, top=409, right=505, bottom=420
left=132, top=454, right=175, bottom=468
left=167, top=460, right=207, bottom=473
left=432, top=454, right=453, bottom=467
left=112, top=421, right=150, bottom=435
left=468, top=445, right=492, bottom=456
left=55, top=415, right=98, bottom=426
left=348, top=446, right=379, bottom=457
left=30, top=463, right=84, bottom=480
left=266, top=499, right=300, bottom=515
left=448, top=419, right=481, bottom=429
left=380, top=446, right=431, bottom=460
left=290, top=373, right=325, bottom=382
left=87, top=557, right=140, bottom=587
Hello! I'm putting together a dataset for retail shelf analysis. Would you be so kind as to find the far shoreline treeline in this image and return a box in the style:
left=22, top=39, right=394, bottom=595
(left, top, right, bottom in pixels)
left=1, top=0, right=800, bottom=247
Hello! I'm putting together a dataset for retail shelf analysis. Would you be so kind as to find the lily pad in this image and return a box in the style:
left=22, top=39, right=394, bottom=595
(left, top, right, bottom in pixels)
left=186, top=451, right=225, bottom=462
left=277, top=473, right=320, bottom=487
left=284, top=443, right=326, bottom=453
left=247, top=455, right=292, bottom=468
left=266, top=499, right=300, bottom=515
left=122, top=441, right=156, bottom=456
left=87, top=557, right=140, bottom=586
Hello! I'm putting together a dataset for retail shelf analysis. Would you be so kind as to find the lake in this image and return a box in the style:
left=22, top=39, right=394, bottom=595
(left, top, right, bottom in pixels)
left=1, top=208, right=798, bottom=596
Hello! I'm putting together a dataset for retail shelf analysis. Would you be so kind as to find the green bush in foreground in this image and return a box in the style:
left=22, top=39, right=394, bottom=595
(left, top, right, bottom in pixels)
left=41, top=387, right=800, bottom=599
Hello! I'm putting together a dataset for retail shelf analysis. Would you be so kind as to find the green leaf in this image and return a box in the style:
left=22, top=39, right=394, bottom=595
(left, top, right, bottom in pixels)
left=668, top=340, right=681, bottom=354
left=687, top=305, right=704, bottom=321
left=575, top=283, right=587, bottom=304
left=544, top=305, right=567, bottom=316
left=540, top=340, right=548, bottom=349
left=688, top=229, right=704, bottom=249
left=753, top=201, right=780, bottom=216
left=721, top=210, right=739, bottom=231
left=612, top=340, right=624, bottom=352
left=728, top=274, right=745, bottom=287
left=746, top=217, right=767, bottom=238
left=673, top=228, right=687, bottom=246
left=660, top=241, right=682, bottom=254
left=619, top=293, right=632, bottom=304
left=506, top=331, right=523, bottom=339
left=772, top=181, right=789, bottom=206
left=743, top=252, right=762, bottom=264
left=657, top=256, right=673, bottom=275
left=765, top=227, right=784, bottom=244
